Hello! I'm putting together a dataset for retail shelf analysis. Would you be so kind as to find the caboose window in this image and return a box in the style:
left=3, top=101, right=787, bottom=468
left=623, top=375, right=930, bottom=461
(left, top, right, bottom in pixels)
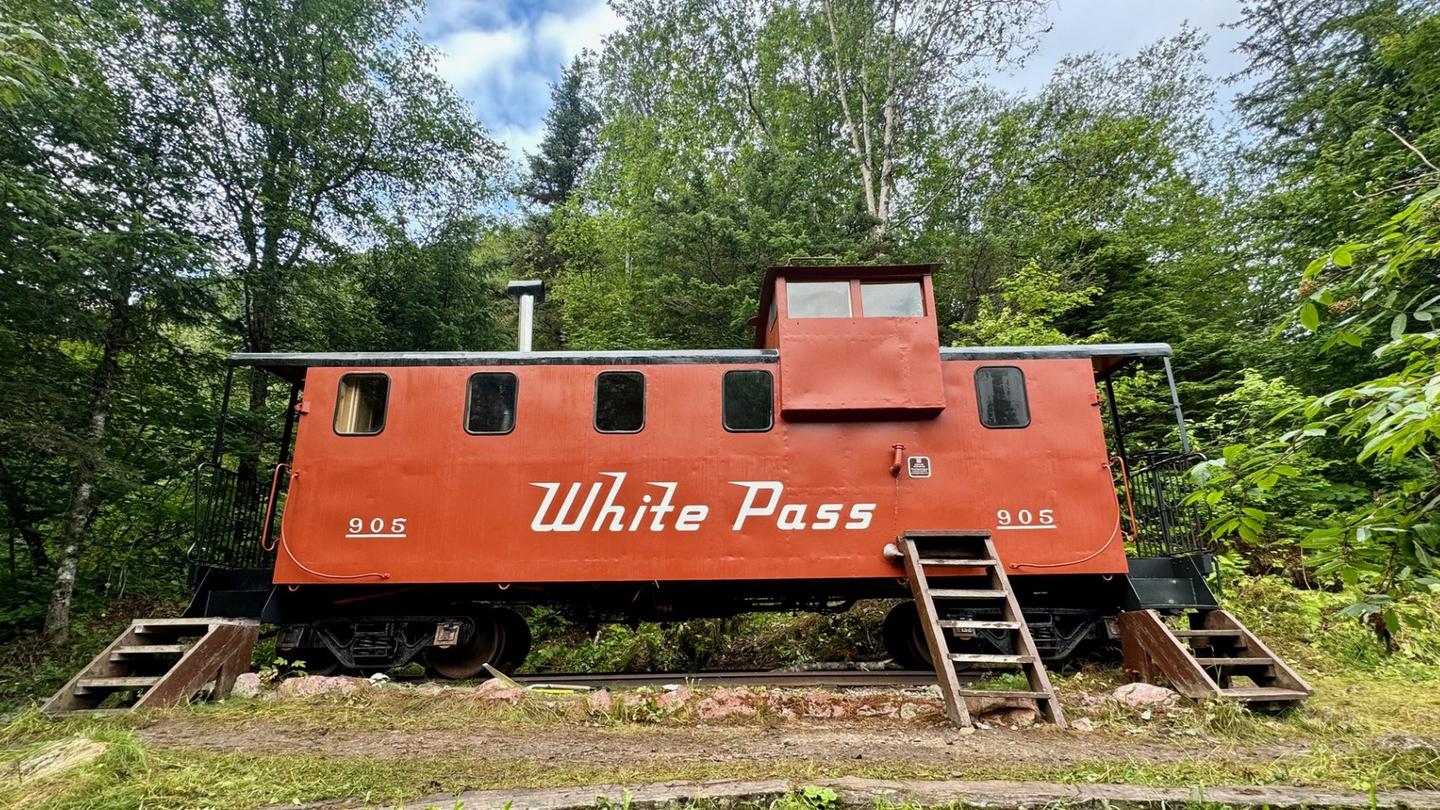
left=860, top=281, right=923, bottom=316
left=334, top=373, right=389, bottom=435
left=466, top=372, right=517, bottom=435
left=723, top=370, right=773, bottom=432
left=975, top=367, right=1030, bottom=428
left=786, top=281, right=852, bottom=318
left=595, top=371, right=645, bottom=433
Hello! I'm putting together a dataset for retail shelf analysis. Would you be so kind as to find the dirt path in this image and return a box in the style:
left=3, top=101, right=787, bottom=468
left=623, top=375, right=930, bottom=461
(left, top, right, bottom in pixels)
left=136, top=716, right=1311, bottom=771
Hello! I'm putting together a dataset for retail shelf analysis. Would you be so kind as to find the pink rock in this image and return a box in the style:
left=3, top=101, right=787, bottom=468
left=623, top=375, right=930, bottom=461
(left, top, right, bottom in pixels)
left=1112, top=682, right=1179, bottom=708
left=1072, top=717, right=1096, bottom=732
left=478, top=686, right=526, bottom=703
left=275, top=675, right=370, bottom=699
left=803, top=694, right=850, bottom=718
left=696, top=688, right=758, bottom=721
left=587, top=689, right=613, bottom=713
left=657, top=686, right=691, bottom=711
left=230, top=672, right=263, bottom=700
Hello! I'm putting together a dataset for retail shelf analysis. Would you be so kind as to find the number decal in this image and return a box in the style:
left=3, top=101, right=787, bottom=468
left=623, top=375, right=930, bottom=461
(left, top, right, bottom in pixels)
left=995, top=507, right=1058, bottom=531
left=345, top=516, right=409, bottom=538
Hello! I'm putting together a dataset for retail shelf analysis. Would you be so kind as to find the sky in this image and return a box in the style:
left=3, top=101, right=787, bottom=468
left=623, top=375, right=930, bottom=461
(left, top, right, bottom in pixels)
left=421, top=0, right=1251, bottom=162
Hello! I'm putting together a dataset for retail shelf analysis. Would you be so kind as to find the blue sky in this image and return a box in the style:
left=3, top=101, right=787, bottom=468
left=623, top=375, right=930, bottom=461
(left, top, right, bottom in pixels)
left=422, top=0, right=1250, bottom=161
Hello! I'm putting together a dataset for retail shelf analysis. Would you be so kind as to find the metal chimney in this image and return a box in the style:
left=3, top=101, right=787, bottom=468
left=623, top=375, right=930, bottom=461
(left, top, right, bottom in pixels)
left=505, top=280, right=545, bottom=352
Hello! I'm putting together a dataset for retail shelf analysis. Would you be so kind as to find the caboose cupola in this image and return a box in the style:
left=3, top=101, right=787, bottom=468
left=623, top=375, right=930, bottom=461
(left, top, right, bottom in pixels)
left=755, top=263, right=945, bottom=419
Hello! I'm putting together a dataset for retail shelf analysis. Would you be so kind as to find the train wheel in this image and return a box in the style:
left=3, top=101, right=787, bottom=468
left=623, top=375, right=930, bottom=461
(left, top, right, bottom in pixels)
left=427, top=611, right=506, bottom=680
left=493, top=608, right=531, bottom=674
left=882, top=601, right=933, bottom=670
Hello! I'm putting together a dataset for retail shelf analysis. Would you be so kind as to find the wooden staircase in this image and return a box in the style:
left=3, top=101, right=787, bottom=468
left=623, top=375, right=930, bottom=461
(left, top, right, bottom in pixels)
left=894, top=531, right=1065, bottom=728
left=43, top=618, right=259, bottom=716
left=1118, top=608, right=1311, bottom=709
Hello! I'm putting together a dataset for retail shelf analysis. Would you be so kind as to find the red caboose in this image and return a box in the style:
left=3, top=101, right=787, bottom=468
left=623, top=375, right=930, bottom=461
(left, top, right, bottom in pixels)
left=189, top=263, right=1216, bottom=677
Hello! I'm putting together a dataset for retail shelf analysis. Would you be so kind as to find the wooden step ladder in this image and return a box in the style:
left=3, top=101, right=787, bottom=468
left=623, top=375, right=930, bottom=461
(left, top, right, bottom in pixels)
left=1118, top=608, right=1311, bottom=709
left=894, top=531, right=1065, bottom=728
left=43, top=618, right=259, bottom=716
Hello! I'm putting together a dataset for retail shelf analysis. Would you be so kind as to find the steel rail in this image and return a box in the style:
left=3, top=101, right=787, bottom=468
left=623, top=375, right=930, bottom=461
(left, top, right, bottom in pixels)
left=509, top=669, right=954, bottom=688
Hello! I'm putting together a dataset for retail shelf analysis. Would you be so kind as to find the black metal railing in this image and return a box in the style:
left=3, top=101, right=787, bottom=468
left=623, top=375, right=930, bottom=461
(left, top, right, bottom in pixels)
left=189, top=462, right=280, bottom=574
left=1120, top=450, right=1212, bottom=558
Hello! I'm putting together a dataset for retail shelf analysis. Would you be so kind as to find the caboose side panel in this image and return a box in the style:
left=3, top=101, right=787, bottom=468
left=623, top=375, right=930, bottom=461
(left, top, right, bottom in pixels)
left=273, top=355, right=1124, bottom=586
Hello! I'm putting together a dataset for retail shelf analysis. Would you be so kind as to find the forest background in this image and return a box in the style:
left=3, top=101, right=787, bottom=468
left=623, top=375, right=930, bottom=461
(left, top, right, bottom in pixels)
left=2, top=0, right=1438, bottom=696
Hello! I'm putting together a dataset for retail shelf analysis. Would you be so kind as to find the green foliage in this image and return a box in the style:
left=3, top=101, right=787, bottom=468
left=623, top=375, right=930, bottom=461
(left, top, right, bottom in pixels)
left=1193, top=185, right=1440, bottom=641
left=950, top=261, right=1102, bottom=346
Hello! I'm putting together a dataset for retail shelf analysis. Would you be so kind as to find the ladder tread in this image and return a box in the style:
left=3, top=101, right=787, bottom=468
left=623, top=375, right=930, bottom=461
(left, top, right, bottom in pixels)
left=919, top=558, right=996, bottom=567
left=949, top=653, right=1035, bottom=664
left=939, top=620, right=1021, bottom=630
left=77, top=676, right=159, bottom=689
left=113, top=644, right=188, bottom=655
left=955, top=689, right=1052, bottom=699
left=931, top=589, right=1008, bottom=599
left=1220, top=687, right=1310, bottom=700
left=1175, top=629, right=1243, bottom=638
left=1194, top=656, right=1273, bottom=666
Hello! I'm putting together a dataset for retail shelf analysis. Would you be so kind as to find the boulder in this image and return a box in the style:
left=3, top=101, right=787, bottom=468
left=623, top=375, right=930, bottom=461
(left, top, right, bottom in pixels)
left=656, top=685, right=692, bottom=712
left=230, top=672, right=263, bottom=700
left=1112, top=682, right=1179, bottom=708
left=696, top=688, right=758, bottom=720
left=275, top=675, right=371, bottom=699
left=586, top=689, right=613, bottom=714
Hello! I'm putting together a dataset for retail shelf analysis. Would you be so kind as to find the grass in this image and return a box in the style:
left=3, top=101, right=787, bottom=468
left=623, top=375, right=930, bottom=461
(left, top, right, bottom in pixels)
left=3, top=717, right=1436, bottom=810
left=4, top=577, right=1439, bottom=807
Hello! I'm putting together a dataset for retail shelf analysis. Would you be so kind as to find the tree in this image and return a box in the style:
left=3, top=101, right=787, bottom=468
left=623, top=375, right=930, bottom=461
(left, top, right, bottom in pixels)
left=815, top=0, right=1049, bottom=234
left=1, top=3, right=209, bottom=645
left=156, top=0, right=503, bottom=395
left=524, top=57, right=601, bottom=208
left=1194, top=177, right=1440, bottom=645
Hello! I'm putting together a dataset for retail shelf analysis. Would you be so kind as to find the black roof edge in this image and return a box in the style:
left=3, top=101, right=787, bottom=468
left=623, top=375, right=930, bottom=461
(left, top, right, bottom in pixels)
left=228, top=342, right=1170, bottom=374
left=228, top=349, right=782, bottom=369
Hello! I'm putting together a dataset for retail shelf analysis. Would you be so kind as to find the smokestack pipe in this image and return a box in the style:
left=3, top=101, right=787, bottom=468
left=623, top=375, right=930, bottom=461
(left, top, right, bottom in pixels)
left=505, top=280, right=545, bottom=352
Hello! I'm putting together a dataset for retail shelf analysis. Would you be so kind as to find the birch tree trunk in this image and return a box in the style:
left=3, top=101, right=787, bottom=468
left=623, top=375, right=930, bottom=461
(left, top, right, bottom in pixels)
left=43, top=301, right=128, bottom=647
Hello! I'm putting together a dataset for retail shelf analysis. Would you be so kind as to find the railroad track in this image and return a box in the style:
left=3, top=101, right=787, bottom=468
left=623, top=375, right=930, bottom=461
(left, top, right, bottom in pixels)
left=510, top=669, right=953, bottom=689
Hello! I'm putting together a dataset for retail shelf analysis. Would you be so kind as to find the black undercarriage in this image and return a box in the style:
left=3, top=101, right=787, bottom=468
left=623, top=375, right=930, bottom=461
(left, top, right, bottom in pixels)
left=186, top=564, right=1214, bottom=677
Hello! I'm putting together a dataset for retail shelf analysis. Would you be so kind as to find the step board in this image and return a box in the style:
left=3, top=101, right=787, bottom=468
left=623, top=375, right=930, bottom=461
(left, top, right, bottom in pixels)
left=896, top=531, right=1065, bottom=729
left=43, top=617, right=259, bottom=716
left=931, top=589, right=1008, bottom=600
left=1117, top=609, right=1312, bottom=709
left=77, top=676, right=159, bottom=690
left=1221, top=687, right=1311, bottom=701
left=1194, top=657, right=1274, bottom=667
left=111, top=644, right=190, bottom=658
left=940, top=620, right=1021, bottom=631
left=950, top=653, right=1036, bottom=665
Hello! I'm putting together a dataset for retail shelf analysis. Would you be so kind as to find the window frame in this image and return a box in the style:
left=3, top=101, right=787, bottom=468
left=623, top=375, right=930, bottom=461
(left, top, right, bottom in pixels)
left=721, top=369, right=774, bottom=433
left=785, top=279, right=854, bottom=319
left=332, top=372, right=391, bottom=437
left=858, top=279, right=925, bottom=318
left=593, top=370, right=647, bottom=434
left=463, top=371, right=519, bottom=436
left=973, top=365, right=1031, bottom=430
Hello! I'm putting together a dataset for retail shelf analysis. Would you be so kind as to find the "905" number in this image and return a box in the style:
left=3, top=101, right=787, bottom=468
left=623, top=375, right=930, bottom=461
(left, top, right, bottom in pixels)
left=346, top=517, right=408, bottom=538
left=996, top=508, right=1055, bottom=530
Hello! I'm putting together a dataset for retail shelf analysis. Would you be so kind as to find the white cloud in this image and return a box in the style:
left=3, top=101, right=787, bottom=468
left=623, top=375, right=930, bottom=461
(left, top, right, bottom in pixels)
left=425, top=0, right=626, bottom=162
left=433, top=27, right=528, bottom=91
left=535, top=2, right=624, bottom=63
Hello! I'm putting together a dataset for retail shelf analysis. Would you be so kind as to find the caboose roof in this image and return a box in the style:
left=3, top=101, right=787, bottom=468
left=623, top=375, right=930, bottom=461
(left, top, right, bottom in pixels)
left=229, top=342, right=1169, bottom=382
